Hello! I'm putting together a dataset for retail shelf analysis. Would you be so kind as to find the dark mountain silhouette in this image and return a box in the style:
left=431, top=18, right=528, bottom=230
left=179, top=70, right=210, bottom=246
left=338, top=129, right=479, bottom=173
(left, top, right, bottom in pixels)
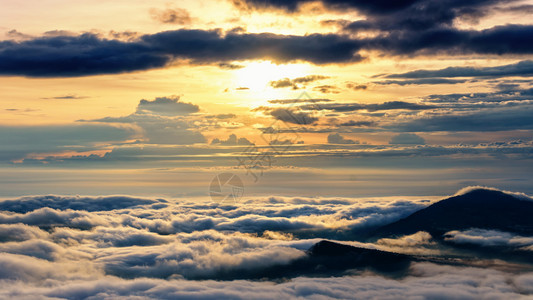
left=305, top=240, right=413, bottom=274
left=155, top=240, right=415, bottom=281
left=104, top=188, right=533, bottom=281
left=370, top=188, right=533, bottom=239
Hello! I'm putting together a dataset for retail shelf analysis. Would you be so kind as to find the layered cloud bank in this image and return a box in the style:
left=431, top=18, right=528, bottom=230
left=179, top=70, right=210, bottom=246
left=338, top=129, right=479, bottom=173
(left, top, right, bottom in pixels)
left=1, top=267, right=533, bottom=299
left=0, top=187, right=533, bottom=298
left=2, top=0, right=533, bottom=77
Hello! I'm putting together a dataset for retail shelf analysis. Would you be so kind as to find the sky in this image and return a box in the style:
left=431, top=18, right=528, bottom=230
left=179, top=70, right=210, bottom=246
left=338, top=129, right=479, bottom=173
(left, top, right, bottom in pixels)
left=3, top=2, right=533, bottom=299
left=1, top=0, right=533, bottom=198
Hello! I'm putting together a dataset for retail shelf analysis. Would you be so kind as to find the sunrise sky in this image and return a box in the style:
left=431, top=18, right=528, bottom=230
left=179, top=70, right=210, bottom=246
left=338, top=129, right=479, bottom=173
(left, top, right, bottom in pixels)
left=1, top=0, right=533, bottom=198
left=3, top=2, right=533, bottom=299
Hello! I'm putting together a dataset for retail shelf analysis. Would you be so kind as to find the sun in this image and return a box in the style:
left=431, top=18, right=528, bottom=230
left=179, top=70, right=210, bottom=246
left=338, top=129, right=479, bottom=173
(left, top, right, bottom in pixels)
left=234, top=61, right=310, bottom=91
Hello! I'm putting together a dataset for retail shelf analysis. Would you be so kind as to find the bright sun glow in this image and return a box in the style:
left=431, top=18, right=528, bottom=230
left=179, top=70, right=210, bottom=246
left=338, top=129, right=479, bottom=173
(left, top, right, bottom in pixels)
left=234, top=61, right=310, bottom=91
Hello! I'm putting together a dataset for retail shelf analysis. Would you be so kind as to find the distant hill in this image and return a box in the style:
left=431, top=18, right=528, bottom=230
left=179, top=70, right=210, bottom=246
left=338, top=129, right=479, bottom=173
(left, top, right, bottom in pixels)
left=306, top=240, right=413, bottom=274
left=179, top=240, right=414, bottom=281
left=370, top=189, right=533, bottom=239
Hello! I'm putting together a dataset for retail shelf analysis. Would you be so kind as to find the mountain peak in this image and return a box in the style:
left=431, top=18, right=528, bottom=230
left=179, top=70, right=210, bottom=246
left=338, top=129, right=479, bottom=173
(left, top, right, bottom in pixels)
left=454, top=186, right=531, bottom=202
left=370, top=187, right=533, bottom=239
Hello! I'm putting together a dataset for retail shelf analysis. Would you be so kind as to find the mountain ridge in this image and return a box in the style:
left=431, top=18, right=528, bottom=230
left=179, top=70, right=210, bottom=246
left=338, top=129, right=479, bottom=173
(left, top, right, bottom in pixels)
left=369, top=188, right=533, bottom=239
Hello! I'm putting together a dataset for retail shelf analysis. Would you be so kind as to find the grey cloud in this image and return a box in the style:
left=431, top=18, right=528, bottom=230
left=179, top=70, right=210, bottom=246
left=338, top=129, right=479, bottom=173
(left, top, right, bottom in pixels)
left=340, top=120, right=376, bottom=127
left=91, top=114, right=206, bottom=144
left=385, top=60, right=533, bottom=79
left=136, top=96, right=199, bottom=116
left=85, top=96, right=206, bottom=145
left=424, top=88, right=533, bottom=104
left=0, top=253, right=99, bottom=282
left=0, top=195, right=159, bottom=213
left=216, top=216, right=317, bottom=233
left=346, top=82, right=368, bottom=90
left=205, top=113, right=236, bottom=119
left=292, top=75, right=330, bottom=84
left=394, top=105, right=533, bottom=132
left=268, top=98, right=333, bottom=104
left=54, top=227, right=174, bottom=248
left=211, top=134, right=253, bottom=146
left=41, top=94, right=89, bottom=100
left=445, top=228, right=533, bottom=249
left=269, top=78, right=297, bottom=89
left=270, top=75, right=329, bottom=89
left=0, top=125, right=134, bottom=151
left=1, top=262, right=532, bottom=298
left=0, top=124, right=135, bottom=162
left=327, top=133, right=359, bottom=144
left=0, top=188, right=532, bottom=298
left=0, top=207, right=108, bottom=229
left=0, top=224, right=48, bottom=242
left=269, top=108, right=318, bottom=125
left=374, top=78, right=469, bottom=85
left=218, top=62, right=244, bottom=70
left=5, top=29, right=33, bottom=40
left=0, top=239, right=71, bottom=261
left=313, top=84, right=341, bottom=94
left=300, top=101, right=437, bottom=112
left=150, top=7, right=192, bottom=25
left=34, top=135, right=533, bottom=166
left=389, top=133, right=426, bottom=145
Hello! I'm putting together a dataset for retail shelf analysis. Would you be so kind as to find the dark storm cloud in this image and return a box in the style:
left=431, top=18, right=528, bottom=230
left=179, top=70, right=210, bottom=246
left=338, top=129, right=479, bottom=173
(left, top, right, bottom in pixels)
left=384, top=60, right=533, bottom=79
left=0, top=31, right=363, bottom=77
left=2, top=6, right=533, bottom=78
left=142, top=30, right=364, bottom=64
left=236, top=0, right=502, bottom=30
left=236, top=0, right=533, bottom=57
left=500, top=4, right=533, bottom=14
left=370, top=24, right=533, bottom=56
left=233, top=0, right=423, bottom=14
left=0, top=33, right=169, bottom=77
